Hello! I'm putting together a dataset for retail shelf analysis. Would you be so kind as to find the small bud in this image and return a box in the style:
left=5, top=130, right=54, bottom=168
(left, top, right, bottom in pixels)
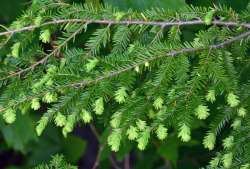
left=85, top=58, right=99, bottom=72
left=80, top=109, right=92, bottom=123
left=114, top=87, right=128, bottom=104
left=54, top=113, right=66, bottom=127
left=137, top=127, right=151, bottom=150
left=153, top=97, right=164, bottom=110
left=62, top=114, right=76, bottom=137
left=134, top=66, right=140, bottom=73
left=34, top=16, right=43, bottom=26
left=3, top=109, right=16, bottom=124
left=148, top=109, right=156, bottom=119
left=136, top=119, right=147, bottom=131
left=31, top=98, right=41, bottom=110
left=114, top=12, right=125, bottom=21
left=222, top=152, right=233, bottom=168
left=178, top=124, right=191, bottom=142
left=93, top=97, right=104, bottom=115
left=126, top=126, right=138, bottom=140
left=206, top=90, right=216, bottom=103
left=209, top=155, right=220, bottom=168
left=204, top=10, right=215, bottom=25
left=42, top=92, right=58, bottom=103
left=40, top=29, right=51, bottom=43
left=108, top=129, right=122, bottom=152
left=110, top=112, right=122, bottom=128
left=195, top=105, right=210, bottom=120
left=36, top=116, right=49, bottom=136
left=203, top=132, right=216, bottom=150
left=11, top=42, right=21, bottom=58
left=156, top=124, right=168, bottom=140
left=231, top=119, right=241, bottom=130
left=227, top=92, right=240, bottom=107
left=223, top=136, right=234, bottom=149
left=238, top=107, right=247, bottom=118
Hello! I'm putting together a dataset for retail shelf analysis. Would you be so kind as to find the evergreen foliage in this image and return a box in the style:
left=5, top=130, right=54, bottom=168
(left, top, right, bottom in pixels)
left=0, top=0, right=250, bottom=168
left=34, top=154, right=77, bottom=169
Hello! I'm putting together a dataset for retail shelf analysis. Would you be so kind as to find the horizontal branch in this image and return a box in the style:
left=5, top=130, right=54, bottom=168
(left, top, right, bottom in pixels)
left=66, top=30, right=250, bottom=88
left=0, top=31, right=249, bottom=113
left=0, top=18, right=249, bottom=80
left=0, top=18, right=250, bottom=37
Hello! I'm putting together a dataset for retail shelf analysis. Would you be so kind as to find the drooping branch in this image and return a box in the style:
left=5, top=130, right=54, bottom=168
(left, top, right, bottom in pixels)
left=0, top=18, right=249, bottom=37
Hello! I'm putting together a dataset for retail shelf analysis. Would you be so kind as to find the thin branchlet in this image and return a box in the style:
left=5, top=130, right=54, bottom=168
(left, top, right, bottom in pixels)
left=0, top=23, right=86, bottom=81
left=0, top=19, right=249, bottom=37
left=67, top=31, right=250, bottom=88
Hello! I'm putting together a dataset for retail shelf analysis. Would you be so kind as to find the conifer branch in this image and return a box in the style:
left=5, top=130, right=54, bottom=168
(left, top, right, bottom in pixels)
left=1, top=19, right=249, bottom=81
left=0, top=19, right=249, bottom=37
left=67, top=30, right=250, bottom=88
left=0, top=23, right=86, bottom=81
left=0, top=31, right=249, bottom=113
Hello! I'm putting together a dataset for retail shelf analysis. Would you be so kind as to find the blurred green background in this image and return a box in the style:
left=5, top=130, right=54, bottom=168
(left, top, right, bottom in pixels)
left=0, top=0, right=249, bottom=169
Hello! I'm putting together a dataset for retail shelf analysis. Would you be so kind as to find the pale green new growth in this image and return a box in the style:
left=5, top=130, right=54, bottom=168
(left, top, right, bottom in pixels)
left=203, top=132, right=216, bottom=150
left=62, top=114, right=76, bottom=137
left=209, top=155, right=220, bottom=168
left=178, top=124, right=191, bottom=142
left=137, top=127, right=150, bottom=150
left=240, top=164, right=250, bottom=169
left=39, top=29, right=51, bottom=43
left=227, top=93, right=240, bottom=107
left=34, top=16, right=43, bottom=26
left=136, top=119, right=147, bottom=131
left=110, top=112, right=122, bottom=128
left=114, top=87, right=128, bottom=104
left=80, top=109, right=92, bottom=123
left=153, top=97, right=164, bottom=110
left=42, top=92, right=58, bottom=103
left=204, top=10, right=215, bottom=25
left=3, top=109, right=16, bottom=124
left=206, top=90, right=216, bottom=103
left=238, top=107, right=247, bottom=118
left=34, top=154, right=77, bottom=169
left=31, top=98, right=41, bottom=110
left=11, top=42, right=21, bottom=58
left=36, top=116, right=49, bottom=136
left=222, top=152, right=233, bottom=168
left=231, top=119, right=241, bottom=130
left=156, top=124, right=168, bottom=140
left=126, top=126, right=138, bottom=140
left=85, top=58, right=99, bottom=72
left=223, top=136, right=234, bottom=149
left=54, top=113, right=66, bottom=127
left=108, top=129, right=122, bottom=152
left=195, top=105, right=210, bottom=120
left=93, top=97, right=104, bottom=115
